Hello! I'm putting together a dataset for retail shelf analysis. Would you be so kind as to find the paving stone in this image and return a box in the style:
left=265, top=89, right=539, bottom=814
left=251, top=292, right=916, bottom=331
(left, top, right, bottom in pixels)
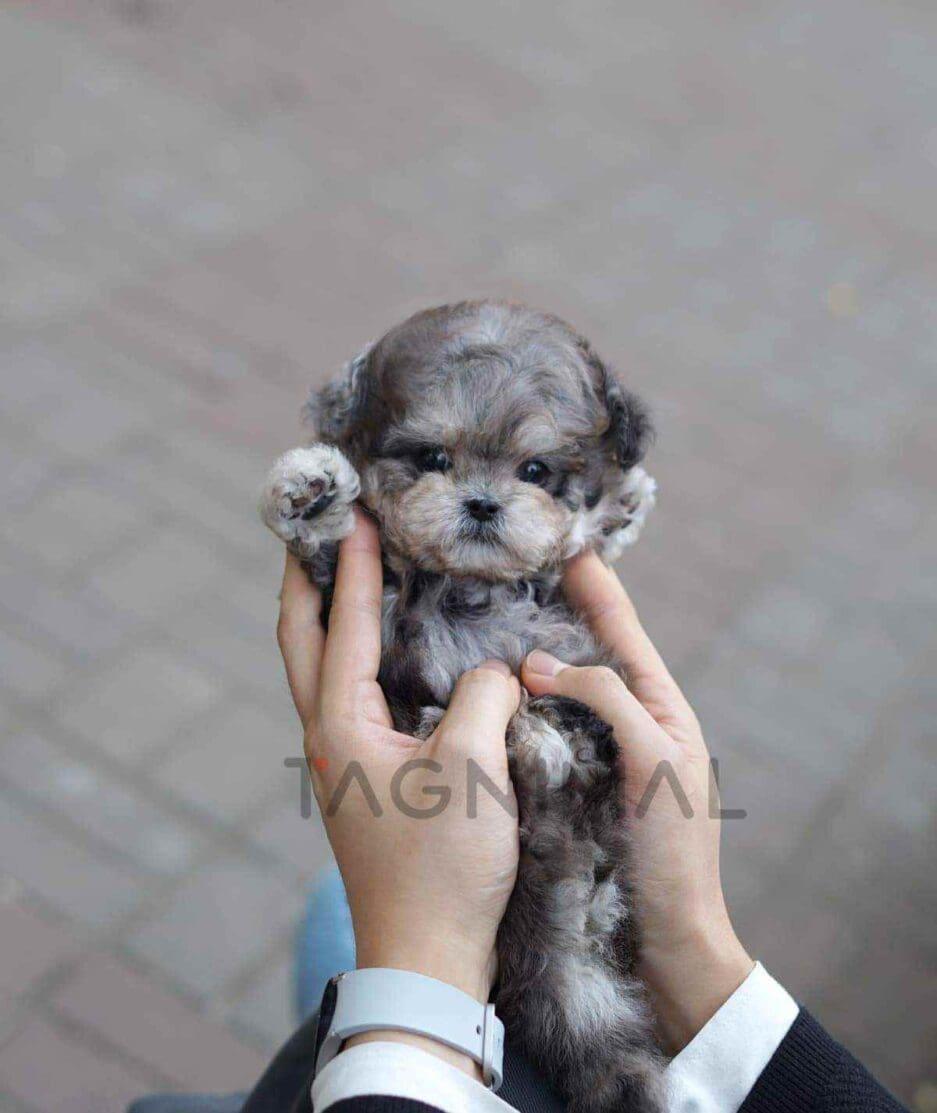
left=813, top=933, right=937, bottom=1104
left=0, top=437, right=53, bottom=514
left=0, top=903, right=78, bottom=1007
left=158, top=553, right=285, bottom=649
left=796, top=690, right=937, bottom=953
left=53, top=646, right=222, bottom=760
left=0, top=791, right=144, bottom=930
left=688, top=637, right=878, bottom=780
left=159, top=586, right=290, bottom=701
left=0, top=1019, right=155, bottom=1113
left=2, top=0, right=936, bottom=1099
left=857, top=683, right=937, bottom=835
left=0, top=336, right=80, bottom=420
left=736, top=583, right=833, bottom=658
left=746, top=893, right=863, bottom=1010
left=719, top=849, right=771, bottom=950
left=0, top=730, right=203, bottom=876
left=54, top=955, right=267, bottom=1091
left=156, top=702, right=301, bottom=822
left=0, top=625, right=70, bottom=702
left=0, top=555, right=133, bottom=662
left=127, top=856, right=303, bottom=997
left=712, top=743, right=838, bottom=869
left=34, top=387, right=149, bottom=460
left=161, top=425, right=290, bottom=506
left=123, top=458, right=270, bottom=573
left=226, top=946, right=295, bottom=1052
left=87, top=527, right=228, bottom=624
left=249, top=789, right=333, bottom=879
left=0, top=477, right=149, bottom=574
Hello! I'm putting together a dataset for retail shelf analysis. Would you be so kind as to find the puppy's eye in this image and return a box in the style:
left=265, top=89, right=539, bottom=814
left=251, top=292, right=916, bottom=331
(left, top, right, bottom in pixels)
left=416, top=446, right=451, bottom=473
left=518, top=459, right=551, bottom=485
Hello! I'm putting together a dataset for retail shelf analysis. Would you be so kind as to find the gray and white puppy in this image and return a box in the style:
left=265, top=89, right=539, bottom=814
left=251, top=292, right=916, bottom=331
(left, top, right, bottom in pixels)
left=260, top=300, right=663, bottom=1112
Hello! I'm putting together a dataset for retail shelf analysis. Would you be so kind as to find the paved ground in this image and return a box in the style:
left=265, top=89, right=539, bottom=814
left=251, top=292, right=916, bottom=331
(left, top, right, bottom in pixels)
left=1, top=1, right=935, bottom=1109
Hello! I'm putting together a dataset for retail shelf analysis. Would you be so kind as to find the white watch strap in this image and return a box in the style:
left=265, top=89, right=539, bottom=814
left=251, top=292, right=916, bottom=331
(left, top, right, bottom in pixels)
left=315, top=969, right=505, bottom=1090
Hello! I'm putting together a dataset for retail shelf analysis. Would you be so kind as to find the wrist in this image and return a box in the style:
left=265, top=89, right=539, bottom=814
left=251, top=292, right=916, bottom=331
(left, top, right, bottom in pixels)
left=331, top=967, right=503, bottom=1085
left=640, top=910, right=753, bottom=1054
left=355, top=941, right=495, bottom=1005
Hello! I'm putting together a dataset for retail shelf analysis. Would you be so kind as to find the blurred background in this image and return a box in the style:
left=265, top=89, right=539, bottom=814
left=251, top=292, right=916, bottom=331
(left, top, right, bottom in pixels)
left=1, top=1, right=935, bottom=1109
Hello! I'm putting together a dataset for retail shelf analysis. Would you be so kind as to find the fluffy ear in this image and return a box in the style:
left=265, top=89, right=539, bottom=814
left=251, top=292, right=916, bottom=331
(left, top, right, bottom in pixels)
left=576, top=337, right=653, bottom=469
left=302, top=344, right=371, bottom=445
left=597, top=361, right=653, bottom=471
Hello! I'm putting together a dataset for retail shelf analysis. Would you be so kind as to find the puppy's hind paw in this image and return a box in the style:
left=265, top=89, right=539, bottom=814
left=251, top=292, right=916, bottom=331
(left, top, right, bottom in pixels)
left=259, top=445, right=360, bottom=558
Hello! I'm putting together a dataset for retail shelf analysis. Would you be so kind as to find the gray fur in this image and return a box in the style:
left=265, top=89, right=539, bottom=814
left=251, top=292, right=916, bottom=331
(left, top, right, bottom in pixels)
left=259, top=301, right=663, bottom=1112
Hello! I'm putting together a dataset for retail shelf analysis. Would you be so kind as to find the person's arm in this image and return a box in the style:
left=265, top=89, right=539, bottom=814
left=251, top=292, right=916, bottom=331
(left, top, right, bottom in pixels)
left=278, top=510, right=520, bottom=1109
left=740, top=1008, right=906, bottom=1113
left=521, top=550, right=905, bottom=1112
left=521, top=548, right=754, bottom=1055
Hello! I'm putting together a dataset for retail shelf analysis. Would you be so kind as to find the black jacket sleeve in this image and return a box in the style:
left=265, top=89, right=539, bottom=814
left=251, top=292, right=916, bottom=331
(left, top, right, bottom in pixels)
left=740, top=1009, right=906, bottom=1113
left=240, top=1006, right=906, bottom=1113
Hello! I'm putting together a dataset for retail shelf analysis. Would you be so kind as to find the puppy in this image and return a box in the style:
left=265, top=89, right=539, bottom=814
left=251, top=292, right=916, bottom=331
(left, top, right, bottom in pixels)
left=260, top=301, right=663, bottom=1112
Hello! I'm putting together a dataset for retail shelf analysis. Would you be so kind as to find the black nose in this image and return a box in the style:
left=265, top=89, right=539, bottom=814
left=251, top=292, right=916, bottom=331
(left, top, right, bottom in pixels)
left=465, top=497, right=501, bottom=522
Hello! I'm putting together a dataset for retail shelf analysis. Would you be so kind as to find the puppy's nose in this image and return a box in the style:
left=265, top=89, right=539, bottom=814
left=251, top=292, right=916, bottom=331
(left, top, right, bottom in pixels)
left=465, top=497, right=501, bottom=522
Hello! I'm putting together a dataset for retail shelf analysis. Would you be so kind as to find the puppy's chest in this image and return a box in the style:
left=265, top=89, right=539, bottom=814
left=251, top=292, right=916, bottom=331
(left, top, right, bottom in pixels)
left=381, top=574, right=601, bottom=707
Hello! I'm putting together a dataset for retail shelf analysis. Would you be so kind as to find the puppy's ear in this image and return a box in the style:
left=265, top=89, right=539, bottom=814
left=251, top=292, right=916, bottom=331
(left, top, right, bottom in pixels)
left=582, top=345, right=653, bottom=469
left=303, top=345, right=371, bottom=445
left=602, top=370, right=652, bottom=470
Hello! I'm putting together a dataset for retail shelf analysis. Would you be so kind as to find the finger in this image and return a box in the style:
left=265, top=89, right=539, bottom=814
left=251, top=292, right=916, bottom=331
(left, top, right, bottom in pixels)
left=432, top=660, right=520, bottom=765
left=562, top=550, right=690, bottom=719
left=319, top=509, right=385, bottom=705
left=521, top=650, right=677, bottom=773
left=277, top=551, right=325, bottom=727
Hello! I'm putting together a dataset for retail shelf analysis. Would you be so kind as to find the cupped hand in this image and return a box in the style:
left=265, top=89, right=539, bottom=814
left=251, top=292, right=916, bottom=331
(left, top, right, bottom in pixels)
left=521, top=550, right=753, bottom=1053
left=277, top=511, right=521, bottom=1014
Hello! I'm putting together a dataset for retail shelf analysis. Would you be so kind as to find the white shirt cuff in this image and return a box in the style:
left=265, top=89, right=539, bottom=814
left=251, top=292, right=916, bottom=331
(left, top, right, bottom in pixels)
left=312, top=1040, right=515, bottom=1113
left=666, top=961, right=799, bottom=1113
left=313, top=963, right=797, bottom=1113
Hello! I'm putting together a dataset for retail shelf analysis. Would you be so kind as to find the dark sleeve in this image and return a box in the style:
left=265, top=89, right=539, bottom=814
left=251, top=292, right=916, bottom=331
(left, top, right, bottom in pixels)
left=740, top=1009, right=907, bottom=1113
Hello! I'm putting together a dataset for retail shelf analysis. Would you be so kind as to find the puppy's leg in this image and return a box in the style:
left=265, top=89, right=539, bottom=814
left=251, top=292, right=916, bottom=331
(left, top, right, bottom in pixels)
left=259, top=445, right=360, bottom=560
left=596, top=466, right=657, bottom=561
left=565, top=466, right=657, bottom=562
left=414, top=705, right=445, bottom=739
left=499, top=696, right=664, bottom=1113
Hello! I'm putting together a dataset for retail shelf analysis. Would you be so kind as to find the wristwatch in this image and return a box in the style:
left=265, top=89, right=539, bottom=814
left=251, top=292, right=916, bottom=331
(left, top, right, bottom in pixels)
left=313, top=968, right=505, bottom=1090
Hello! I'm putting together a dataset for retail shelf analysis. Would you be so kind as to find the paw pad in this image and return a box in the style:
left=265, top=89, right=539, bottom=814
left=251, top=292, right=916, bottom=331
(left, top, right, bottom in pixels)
left=259, top=445, right=360, bottom=554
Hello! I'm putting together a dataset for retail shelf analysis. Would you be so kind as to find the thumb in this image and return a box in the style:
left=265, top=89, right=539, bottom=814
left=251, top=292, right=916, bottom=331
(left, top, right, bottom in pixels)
left=432, top=660, right=520, bottom=766
left=521, top=650, right=677, bottom=772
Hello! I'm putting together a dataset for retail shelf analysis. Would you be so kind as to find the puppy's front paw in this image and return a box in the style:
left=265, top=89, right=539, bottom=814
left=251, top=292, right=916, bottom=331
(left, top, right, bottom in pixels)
left=598, top=466, right=657, bottom=560
left=259, top=445, right=360, bottom=557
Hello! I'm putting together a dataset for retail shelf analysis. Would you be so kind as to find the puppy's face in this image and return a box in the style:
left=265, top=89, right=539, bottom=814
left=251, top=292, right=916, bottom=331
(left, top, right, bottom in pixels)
left=364, top=389, right=584, bottom=579
left=309, top=301, right=651, bottom=579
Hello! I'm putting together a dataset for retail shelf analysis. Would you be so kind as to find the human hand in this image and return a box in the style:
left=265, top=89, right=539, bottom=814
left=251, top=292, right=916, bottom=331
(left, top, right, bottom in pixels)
left=521, top=550, right=753, bottom=1054
left=277, top=512, right=520, bottom=1025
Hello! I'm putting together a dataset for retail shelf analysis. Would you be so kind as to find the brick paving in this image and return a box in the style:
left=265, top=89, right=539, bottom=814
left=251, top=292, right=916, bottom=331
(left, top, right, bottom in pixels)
left=1, top=1, right=935, bottom=1109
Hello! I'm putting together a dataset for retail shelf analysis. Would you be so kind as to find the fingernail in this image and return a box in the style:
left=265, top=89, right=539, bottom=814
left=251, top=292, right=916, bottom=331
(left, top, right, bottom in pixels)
left=478, top=658, right=512, bottom=677
left=525, top=649, right=566, bottom=677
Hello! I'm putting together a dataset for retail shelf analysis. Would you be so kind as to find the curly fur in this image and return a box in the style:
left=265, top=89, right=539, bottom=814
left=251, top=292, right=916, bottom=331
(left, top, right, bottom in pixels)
left=260, top=300, right=664, bottom=1112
